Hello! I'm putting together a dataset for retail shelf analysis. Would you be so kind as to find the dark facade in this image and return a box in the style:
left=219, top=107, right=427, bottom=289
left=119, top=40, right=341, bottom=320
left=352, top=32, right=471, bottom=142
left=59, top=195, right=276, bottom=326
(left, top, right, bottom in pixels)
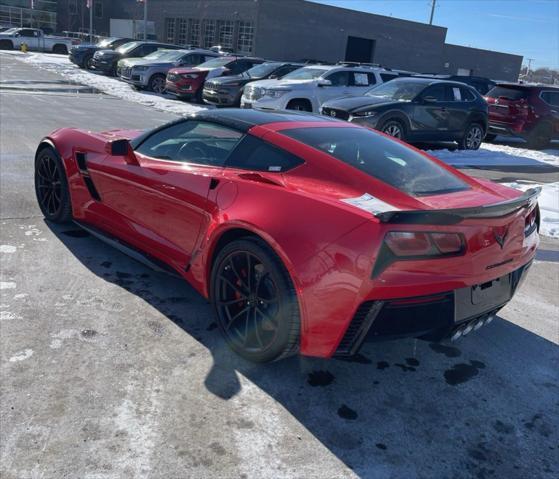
left=56, top=0, right=523, bottom=81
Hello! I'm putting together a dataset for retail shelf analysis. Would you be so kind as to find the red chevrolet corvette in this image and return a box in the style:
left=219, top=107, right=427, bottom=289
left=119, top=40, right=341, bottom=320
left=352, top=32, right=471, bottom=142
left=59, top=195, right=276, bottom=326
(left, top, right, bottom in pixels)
left=34, top=109, right=540, bottom=362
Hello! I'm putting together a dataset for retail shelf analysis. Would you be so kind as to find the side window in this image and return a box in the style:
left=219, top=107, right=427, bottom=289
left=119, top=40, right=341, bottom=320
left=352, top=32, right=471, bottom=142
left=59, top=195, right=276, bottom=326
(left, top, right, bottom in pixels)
left=367, top=73, right=377, bottom=86
left=142, top=45, right=158, bottom=56
left=447, top=86, right=462, bottom=101
left=226, top=135, right=304, bottom=172
left=422, top=84, right=447, bottom=102
left=380, top=73, right=398, bottom=83
left=352, top=72, right=370, bottom=86
left=460, top=87, right=476, bottom=102
left=135, top=121, right=243, bottom=166
left=20, top=29, right=34, bottom=37
left=325, top=70, right=350, bottom=87
left=183, top=54, right=200, bottom=65
left=541, top=91, right=559, bottom=107
left=273, top=65, right=299, bottom=78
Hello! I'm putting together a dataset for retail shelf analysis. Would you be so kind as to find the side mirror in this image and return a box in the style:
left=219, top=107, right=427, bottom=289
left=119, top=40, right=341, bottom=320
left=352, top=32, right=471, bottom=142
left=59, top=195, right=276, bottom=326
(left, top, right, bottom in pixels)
left=107, top=139, right=139, bottom=166
left=317, top=79, right=332, bottom=87
left=422, top=96, right=437, bottom=103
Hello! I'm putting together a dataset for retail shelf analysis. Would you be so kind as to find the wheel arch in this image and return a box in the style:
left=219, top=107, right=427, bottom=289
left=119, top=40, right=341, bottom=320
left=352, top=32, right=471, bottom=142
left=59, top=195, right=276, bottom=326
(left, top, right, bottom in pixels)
left=52, top=43, right=68, bottom=53
left=286, top=97, right=314, bottom=112
left=376, top=110, right=411, bottom=133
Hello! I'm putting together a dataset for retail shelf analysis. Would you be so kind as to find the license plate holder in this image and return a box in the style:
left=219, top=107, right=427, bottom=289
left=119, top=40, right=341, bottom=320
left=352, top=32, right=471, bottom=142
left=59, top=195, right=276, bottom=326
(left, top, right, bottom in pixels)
left=454, top=274, right=512, bottom=322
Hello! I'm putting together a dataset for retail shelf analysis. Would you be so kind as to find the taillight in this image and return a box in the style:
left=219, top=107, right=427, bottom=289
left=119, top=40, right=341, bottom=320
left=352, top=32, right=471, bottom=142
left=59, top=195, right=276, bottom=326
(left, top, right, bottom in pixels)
left=384, top=232, right=465, bottom=258
left=525, top=207, right=538, bottom=236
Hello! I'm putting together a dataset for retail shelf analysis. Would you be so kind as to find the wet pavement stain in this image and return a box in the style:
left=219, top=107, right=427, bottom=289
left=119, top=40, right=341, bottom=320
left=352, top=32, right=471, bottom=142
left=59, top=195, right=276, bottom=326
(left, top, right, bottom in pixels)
left=61, top=229, right=90, bottom=238
left=405, top=357, right=420, bottom=367
left=493, top=420, right=514, bottom=434
left=308, top=370, right=335, bottom=387
left=116, top=272, right=132, bottom=279
left=377, top=361, right=390, bottom=370
left=337, top=404, right=358, bottom=420
left=375, top=443, right=387, bottom=450
left=395, top=363, right=416, bottom=372
left=429, top=343, right=462, bottom=358
left=206, top=322, right=218, bottom=331
left=100, top=261, right=112, bottom=268
left=336, top=353, right=372, bottom=364
left=444, top=360, right=486, bottom=385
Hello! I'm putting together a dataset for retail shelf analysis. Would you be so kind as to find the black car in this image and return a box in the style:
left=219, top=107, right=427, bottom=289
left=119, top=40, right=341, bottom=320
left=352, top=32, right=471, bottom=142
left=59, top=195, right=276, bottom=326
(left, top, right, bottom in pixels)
left=91, top=41, right=181, bottom=76
left=321, top=77, right=488, bottom=150
left=202, top=61, right=303, bottom=107
left=413, top=74, right=496, bottom=95
left=69, top=37, right=133, bottom=69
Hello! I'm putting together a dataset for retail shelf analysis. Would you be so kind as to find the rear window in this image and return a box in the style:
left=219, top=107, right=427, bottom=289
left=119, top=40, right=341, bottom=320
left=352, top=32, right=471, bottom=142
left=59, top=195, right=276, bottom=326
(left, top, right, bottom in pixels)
left=486, top=86, right=528, bottom=101
left=281, top=127, right=469, bottom=196
left=226, top=135, right=303, bottom=172
left=541, top=91, right=559, bottom=107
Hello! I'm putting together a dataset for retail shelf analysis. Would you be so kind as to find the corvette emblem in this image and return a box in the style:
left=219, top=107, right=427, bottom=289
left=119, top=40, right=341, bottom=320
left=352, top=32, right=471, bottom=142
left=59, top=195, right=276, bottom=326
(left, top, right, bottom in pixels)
left=493, top=226, right=509, bottom=249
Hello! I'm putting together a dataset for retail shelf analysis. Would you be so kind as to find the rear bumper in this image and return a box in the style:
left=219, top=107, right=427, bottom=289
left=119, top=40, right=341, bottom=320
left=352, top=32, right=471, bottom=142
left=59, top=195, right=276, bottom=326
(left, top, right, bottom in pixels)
left=91, top=58, right=115, bottom=74
left=335, top=260, right=533, bottom=356
left=203, top=88, right=241, bottom=106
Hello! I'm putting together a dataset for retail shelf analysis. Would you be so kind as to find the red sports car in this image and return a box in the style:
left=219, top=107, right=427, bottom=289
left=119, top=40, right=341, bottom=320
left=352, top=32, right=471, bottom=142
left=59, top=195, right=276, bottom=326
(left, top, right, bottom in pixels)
left=34, top=109, right=540, bottom=362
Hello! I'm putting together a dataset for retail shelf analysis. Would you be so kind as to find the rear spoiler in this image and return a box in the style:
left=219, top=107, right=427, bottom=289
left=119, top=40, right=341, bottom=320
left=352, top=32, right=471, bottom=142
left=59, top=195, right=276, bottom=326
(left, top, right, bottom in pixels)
left=376, top=187, right=541, bottom=225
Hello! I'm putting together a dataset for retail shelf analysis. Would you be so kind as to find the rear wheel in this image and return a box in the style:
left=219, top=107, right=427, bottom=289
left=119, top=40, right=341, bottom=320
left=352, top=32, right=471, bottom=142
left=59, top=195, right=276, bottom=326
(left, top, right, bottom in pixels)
left=210, top=238, right=300, bottom=363
left=527, top=122, right=552, bottom=149
left=0, top=40, right=13, bottom=50
left=52, top=44, right=67, bottom=55
left=459, top=123, right=484, bottom=150
left=34, top=146, right=72, bottom=223
left=84, top=55, right=94, bottom=70
left=148, top=74, right=166, bottom=94
left=379, top=119, right=406, bottom=141
left=286, top=99, right=312, bottom=112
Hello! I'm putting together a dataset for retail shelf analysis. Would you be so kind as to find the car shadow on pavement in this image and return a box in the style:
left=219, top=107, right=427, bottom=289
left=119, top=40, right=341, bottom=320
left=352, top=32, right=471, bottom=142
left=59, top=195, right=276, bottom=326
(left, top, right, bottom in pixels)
left=47, top=221, right=559, bottom=479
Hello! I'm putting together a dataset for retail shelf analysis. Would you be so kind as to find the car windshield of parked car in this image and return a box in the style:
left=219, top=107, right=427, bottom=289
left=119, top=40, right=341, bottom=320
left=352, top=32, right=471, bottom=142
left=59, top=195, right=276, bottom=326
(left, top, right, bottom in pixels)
left=141, top=49, right=172, bottom=61
left=486, top=86, right=528, bottom=101
left=97, top=38, right=115, bottom=48
left=116, top=42, right=141, bottom=54
left=365, top=80, right=427, bottom=101
left=281, top=67, right=327, bottom=80
left=2, top=28, right=18, bottom=35
left=144, top=50, right=184, bottom=62
left=196, top=57, right=234, bottom=69
left=282, top=127, right=469, bottom=196
left=244, top=62, right=282, bottom=79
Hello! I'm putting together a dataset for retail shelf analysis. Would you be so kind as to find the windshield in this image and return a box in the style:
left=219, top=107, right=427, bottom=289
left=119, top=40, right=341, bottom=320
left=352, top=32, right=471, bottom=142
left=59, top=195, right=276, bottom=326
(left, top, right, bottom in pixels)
left=197, top=57, right=234, bottom=69
left=245, top=62, right=281, bottom=79
left=365, top=80, right=427, bottom=101
left=116, top=42, right=141, bottom=54
left=2, top=28, right=18, bottom=35
left=97, top=38, right=115, bottom=48
left=282, top=127, right=469, bottom=196
left=281, top=67, right=326, bottom=80
left=144, top=49, right=184, bottom=61
left=486, top=86, right=528, bottom=101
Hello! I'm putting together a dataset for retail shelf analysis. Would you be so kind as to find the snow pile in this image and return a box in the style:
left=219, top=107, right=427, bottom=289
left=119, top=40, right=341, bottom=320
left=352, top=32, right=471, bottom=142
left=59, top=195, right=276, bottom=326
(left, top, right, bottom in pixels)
left=10, top=51, right=209, bottom=116
left=429, top=143, right=559, bottom=168
left=502, top=181, right=559, bottom=238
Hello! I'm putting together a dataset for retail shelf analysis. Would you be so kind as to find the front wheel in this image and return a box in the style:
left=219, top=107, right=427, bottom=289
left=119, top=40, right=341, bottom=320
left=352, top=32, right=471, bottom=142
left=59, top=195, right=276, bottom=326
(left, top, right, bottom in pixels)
left=210, top=238, right=300, bottom=363
left=34, top=146, right=72, bottom=223
left=459, top=123, right=484, bottom=150
left=148, top=74, right=166, bottom=94
left=84, top=55, right=94, bottom=70
left=379, top=119, right=406, bottom=141
left=52, top=44, right=68, bottom=55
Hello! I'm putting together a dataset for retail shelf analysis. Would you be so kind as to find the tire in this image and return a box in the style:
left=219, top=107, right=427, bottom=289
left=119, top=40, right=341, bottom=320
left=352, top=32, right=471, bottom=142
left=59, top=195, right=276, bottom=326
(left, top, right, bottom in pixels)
left=210, top=237, right=300, bottom=363
left=0, top=40, right=13, bottom=50
left=527, top=122, right=552, bottom=149
left=484, top=133, right=497, bottom=142
left=379, top=119, right=406, bottom=141
left=52, top=44, right=67, bottom=55
left=34, top=146, right=72, bottom=223
left=286, top=99, right=312, bottom=112
left=459, top=123, right=484, bottom=150
left=83, top=55, right=94, bottom=70
left=148, top=74, right=166, bottom=94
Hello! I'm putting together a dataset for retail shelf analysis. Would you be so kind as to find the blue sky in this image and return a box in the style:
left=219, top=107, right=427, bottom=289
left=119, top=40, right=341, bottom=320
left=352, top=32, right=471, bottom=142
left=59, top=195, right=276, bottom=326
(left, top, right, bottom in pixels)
left=310, top=0, right=559, bottom=69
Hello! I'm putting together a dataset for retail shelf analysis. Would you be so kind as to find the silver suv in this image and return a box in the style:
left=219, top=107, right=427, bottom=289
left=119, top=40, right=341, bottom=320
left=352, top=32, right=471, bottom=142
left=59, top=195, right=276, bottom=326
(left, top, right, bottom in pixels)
left=119, top=48, right=220, bottom=93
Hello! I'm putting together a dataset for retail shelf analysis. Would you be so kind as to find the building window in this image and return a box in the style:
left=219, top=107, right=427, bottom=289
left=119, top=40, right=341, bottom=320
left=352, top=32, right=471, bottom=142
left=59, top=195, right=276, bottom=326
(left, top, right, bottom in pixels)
left=165, top=18, right=176, bottom=43
left=202, top=19, right=216, bottom=48
left=94, top=0, right=103, bottom=19
left=237, top=21, right=254, bottom=54
left=68, top=0, right=77, bottom=15
left=176, top=18, right=187, bottom=45
left=217, top=20, right=234, bottom=49
left=188, top=18, right=200, bottom=47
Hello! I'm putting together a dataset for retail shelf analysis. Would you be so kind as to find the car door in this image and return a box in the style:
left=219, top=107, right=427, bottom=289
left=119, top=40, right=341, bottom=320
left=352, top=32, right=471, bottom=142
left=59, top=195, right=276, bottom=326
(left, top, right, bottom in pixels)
left=412, top=83, right=450, bottom=137
left=18, top=29, right=39, bottom=50
left=85, top=121, right=243, bottom=269
left=444, top=84, right=470, bottom=134
left=317, top=70, right=352, bottom=105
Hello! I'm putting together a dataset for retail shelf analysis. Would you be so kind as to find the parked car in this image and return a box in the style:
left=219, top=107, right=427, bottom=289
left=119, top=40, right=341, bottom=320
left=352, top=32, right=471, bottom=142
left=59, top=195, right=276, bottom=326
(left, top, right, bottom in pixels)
left=321, top=77, right=488, bottom=150
left=33, top=109, right=539, bottom=362
left=241, top=64, right=396, bottom=112
left=69, top=37, right=133, bottom=69
left=414, top=74, right=496, bottom=95
left=203, top=61, right=304, bottom=107
left=166, top=56, right=264, bottom=102
left=119, top=48, right=220, bottom=93
left=485, top=83, right=559, bottom=148
left=0, top=28, right=78, bottom=54
left=92, top=41, right=182, bottom=76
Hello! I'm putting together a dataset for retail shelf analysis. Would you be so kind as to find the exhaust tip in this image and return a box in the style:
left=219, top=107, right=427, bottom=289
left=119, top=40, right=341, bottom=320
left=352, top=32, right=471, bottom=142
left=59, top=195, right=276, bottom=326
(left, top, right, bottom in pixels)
left=473, top=319, right=484, bottom=331
left=450, top=328, right=463, bottom=342
left=485, top=315, right=495, bottom=325
left=462, top=323, right=474, bottom=336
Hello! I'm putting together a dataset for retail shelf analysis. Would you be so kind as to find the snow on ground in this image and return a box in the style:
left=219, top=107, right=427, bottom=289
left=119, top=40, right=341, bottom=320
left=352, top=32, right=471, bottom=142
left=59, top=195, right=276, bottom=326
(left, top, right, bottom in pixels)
left=503, top=181, right=559, bottom=239
left=5, top=51, right=208, bottom=117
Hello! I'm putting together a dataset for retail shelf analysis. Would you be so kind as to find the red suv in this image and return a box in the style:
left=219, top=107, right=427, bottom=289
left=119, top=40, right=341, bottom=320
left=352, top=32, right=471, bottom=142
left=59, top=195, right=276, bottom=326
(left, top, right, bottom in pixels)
left=485, top=83, right=559, bottom=148
left=166, top=56, right=264, bottom=102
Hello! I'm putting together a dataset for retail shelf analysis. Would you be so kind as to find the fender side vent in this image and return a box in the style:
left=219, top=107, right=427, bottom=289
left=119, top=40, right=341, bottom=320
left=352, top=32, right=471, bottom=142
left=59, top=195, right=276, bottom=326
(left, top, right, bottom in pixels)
left=75, top=152, right=87, bottom=172
left=83, top=176, right=101, bottom=201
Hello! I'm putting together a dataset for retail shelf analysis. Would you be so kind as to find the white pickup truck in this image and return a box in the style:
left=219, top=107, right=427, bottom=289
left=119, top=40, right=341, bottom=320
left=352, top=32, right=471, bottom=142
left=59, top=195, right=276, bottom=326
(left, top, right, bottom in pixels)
left=0, top=28, right=78, bottom=54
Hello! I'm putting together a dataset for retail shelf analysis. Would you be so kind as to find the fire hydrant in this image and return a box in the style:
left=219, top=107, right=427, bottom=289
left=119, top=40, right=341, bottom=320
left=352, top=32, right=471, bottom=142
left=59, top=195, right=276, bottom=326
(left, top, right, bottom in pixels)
left=20, top=43, right=28, bottom=53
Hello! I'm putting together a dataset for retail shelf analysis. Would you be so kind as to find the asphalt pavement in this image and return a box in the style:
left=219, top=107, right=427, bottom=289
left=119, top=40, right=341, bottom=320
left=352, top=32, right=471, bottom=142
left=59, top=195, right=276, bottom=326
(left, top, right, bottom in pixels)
left=1, top=54, right=558, bottom=479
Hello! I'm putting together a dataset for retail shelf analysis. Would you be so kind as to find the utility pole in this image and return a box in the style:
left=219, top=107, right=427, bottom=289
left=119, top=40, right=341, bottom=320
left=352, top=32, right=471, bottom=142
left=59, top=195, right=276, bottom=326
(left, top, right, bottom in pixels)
left=429, top=0, right=437, bottom=25
left=87, top=0, right=93, bottom=43
left=143, top=0, right=148, bottom=40
left=526, top=58, right=534, bottom=81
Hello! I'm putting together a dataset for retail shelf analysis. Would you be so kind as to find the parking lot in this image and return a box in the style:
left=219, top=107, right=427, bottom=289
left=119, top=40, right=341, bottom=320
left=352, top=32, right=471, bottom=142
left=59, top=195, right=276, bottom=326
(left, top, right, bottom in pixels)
left=1, top=53, right=558, bottom=479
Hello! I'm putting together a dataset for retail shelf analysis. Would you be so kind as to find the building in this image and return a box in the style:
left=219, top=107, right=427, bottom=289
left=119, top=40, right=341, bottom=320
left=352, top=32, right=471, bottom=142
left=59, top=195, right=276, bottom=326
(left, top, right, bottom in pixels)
left=55, top=0, right=522, bottom=81
left=0, top=0, right=57, bottom=32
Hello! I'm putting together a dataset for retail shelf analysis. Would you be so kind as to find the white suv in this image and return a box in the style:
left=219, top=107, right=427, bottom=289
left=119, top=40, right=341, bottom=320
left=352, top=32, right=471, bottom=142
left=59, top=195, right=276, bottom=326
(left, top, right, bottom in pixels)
left=241, top=64, right=398, bottom=112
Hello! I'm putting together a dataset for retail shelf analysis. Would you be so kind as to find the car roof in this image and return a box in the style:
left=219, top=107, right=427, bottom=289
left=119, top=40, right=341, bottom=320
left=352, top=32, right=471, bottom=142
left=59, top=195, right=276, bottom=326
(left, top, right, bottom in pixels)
left=389, top=77, right=469, bottom=87
left=496, top=82, right=559, bottom=90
